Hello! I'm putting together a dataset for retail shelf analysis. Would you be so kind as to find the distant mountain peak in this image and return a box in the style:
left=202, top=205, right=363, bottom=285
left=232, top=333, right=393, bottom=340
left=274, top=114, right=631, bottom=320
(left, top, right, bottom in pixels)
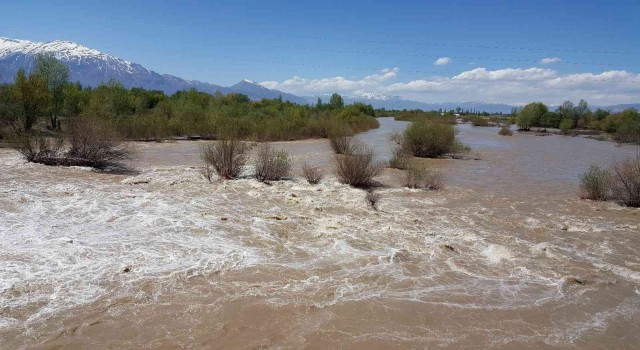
left=0, top=37, right=117, bottom=62
left=0, top=37, right=306, bottom=104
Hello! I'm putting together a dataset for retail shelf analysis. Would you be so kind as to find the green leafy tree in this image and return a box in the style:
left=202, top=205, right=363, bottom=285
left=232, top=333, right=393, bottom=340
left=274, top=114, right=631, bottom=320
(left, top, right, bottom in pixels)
left=0, top=84, right=21, bottom=134
left=329, top=93, right=344, bottom=109
left=517, top=102, right=548, bottom=130
left=559, top=118, right=573, bottom=135
left=13, top=69, right=49, bottom=132
left=33, top=54, right=70, bottom=129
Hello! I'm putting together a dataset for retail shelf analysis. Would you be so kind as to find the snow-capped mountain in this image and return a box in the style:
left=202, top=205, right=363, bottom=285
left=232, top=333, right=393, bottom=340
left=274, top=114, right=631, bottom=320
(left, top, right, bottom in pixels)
left=0, top=37, right=303, bottom=102
left=0, top=37, right=229, bottom=95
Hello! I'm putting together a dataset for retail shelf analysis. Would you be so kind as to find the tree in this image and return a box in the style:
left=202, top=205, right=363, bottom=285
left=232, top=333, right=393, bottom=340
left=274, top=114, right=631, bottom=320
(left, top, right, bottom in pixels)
left=517, top=102, right=548, bottom=130
left=329, top=93, right=344, bottom=109
left=33, top=54, right=70, bottom=130
left=315, top=97, right=323, bottom=109
left=0, top=84, right=21, bottom=134
left=13, top=69, right=49, bottom=132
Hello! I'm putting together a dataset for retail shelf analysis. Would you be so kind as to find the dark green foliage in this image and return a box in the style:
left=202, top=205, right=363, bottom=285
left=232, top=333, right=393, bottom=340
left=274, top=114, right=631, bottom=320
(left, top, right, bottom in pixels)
left=34, top=53, right=70, bottom=130
left=329, top=93, right=344, bottom=109
left=517, top=102, right=548, bottom=130
left=0, top=57, right=379, bottom=142
left=386, top=109, right=456, bottom=124
left=403, top=120, right=458, bottom=158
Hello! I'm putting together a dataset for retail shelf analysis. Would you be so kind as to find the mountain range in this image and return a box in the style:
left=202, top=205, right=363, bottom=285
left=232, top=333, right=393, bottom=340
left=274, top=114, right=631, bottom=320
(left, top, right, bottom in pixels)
left=0, top=37, right=637, bottom=114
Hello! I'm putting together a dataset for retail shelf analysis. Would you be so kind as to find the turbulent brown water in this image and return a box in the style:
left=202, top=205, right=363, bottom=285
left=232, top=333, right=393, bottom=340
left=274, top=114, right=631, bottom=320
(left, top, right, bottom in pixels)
left=1, top=118, right=639, bottom=349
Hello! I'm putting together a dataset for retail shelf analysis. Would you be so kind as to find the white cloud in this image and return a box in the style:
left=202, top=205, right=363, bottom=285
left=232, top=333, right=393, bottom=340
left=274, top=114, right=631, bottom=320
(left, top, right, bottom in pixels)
left=453, top=67, right=556, bottom=81
left=261, top=66, right=640, bottom=105
left=433, top=57, right=451, bottom=65
left=540, top=57, right=562, bottom=64
left=260, top=68, right=398, bottom=95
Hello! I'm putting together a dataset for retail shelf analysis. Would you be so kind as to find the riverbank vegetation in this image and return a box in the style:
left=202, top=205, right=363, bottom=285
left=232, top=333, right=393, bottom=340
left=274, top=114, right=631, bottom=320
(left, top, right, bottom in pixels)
left=579, top=157, right=640, bottom=207
left=516, top=100, right=639, bottom=143
left=400, top=119, right=468, bottom=158
left=0, top=55, right=378, bottom=143
left=1, top=55, right=379, bottom=167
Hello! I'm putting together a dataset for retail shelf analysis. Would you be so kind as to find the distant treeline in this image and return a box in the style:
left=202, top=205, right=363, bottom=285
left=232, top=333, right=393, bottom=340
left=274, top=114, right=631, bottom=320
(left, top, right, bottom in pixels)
left=516, top=101, right=639, bottom=142
left=0, top=54, right=379, bottom=141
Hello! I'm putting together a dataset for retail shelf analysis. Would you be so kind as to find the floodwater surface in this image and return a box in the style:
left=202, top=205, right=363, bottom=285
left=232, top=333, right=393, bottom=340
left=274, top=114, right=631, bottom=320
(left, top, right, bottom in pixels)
left=1, top=118, right=639, bottom=349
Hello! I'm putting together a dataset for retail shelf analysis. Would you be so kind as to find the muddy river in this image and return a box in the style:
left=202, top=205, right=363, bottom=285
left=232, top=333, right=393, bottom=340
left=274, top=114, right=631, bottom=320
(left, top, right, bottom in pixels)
left=1, top=118, right=639, bottom=349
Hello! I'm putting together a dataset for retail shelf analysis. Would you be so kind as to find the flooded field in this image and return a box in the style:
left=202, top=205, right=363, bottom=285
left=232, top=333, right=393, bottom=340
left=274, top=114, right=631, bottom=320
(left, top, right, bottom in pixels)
left=1, top=118, right=639, bottom=349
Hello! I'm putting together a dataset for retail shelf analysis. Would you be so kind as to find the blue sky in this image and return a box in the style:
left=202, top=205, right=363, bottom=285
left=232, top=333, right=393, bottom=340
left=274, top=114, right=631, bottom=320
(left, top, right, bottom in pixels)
left=1, top=0, right=639, bottom=104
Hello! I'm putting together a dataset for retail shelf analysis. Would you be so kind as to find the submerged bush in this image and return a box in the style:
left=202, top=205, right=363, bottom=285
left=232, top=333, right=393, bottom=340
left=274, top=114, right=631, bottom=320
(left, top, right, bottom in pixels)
left=335, top=146, right=383, bottom=188
left=201, top=139, right=251, bottom=179
left=13, top=134, right=64, bottom=163
left=578, top=165, right=611, bottom=201
left=388, top=146, right=411, bottom=169
left=67, top=116, right=132, bottom=168
left=302, top=163, right=324, bottom=184
left=469, top=116, right=489, bottom=126
left=365, top=191, right=381, bottom=210
left=329, top=134, right=355, bottom=154
left=12, top=117, right=131, bottom=169
left=609, top=157, right=640, bottom=207
left=403, top=165, right=444, bottom=190
left=403, top=120, right=458, bottom=158
left=498, top=127, right=513, bottom=136
left=253, top=144, right=292, bottom=182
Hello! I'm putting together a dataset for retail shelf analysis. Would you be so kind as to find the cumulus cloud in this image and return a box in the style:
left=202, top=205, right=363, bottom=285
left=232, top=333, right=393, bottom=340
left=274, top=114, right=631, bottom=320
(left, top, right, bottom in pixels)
left=540, top=57, right=562, bottom=64
left=261, top=66, right=640, bottom=105
left=433, top=57, right=451, bottom=65
left=261, top=68, right=399, bottom=95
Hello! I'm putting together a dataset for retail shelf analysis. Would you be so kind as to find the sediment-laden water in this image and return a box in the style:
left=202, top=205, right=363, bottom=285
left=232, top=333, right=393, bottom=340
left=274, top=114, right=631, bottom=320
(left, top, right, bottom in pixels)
left=1, top=118, right=639, bottom=349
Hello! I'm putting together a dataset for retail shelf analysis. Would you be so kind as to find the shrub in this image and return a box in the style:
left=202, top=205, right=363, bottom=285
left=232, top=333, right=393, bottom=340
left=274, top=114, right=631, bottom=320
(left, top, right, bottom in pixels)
left=302, top=163, right=323, bottom=184
left=67, top=116, right=132, bottom=168
left=517, top=102, right=549, bottom=130
left=578, top=165, right=611, bottom=201
left=253, top=144, right=292, bottom=182
left=498, top=127, right=513, bottom=136
left=328, top=130, right=354, bottom=155
left=403, top=165, right=444, bottom=190
left=559, top=118, right=573, bottom=135
left=335, top=146, right=383, bottom=188
left=201, top=165, right=215, bottom=183
left=469, top=116, right=489, bottom=126
left=13, top=133, right=64, bottom=162
left=201, top=139, right=251, bottom=179
left=609, top=157, right=640, bottom=207
left=365, top=191, right=380, bottom=210
left=614, top=120, right=640, bottom=143
left=388, top=146, right=411, bottom=169
left=403, top=120, right=457, bottom=158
